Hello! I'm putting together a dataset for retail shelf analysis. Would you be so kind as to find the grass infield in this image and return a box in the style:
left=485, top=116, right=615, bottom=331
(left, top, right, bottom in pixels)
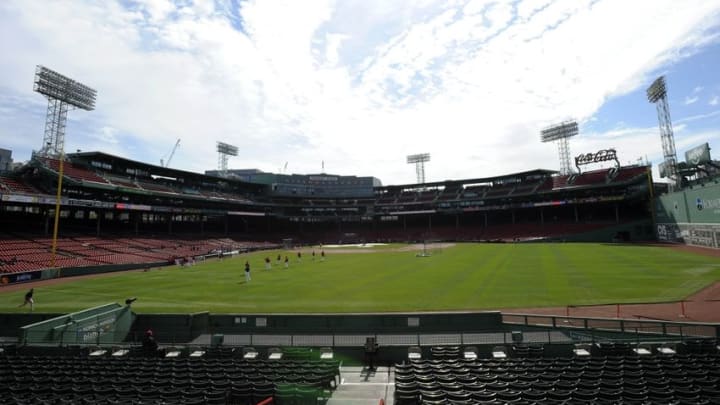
left=1, top=243, right=719, bottom=314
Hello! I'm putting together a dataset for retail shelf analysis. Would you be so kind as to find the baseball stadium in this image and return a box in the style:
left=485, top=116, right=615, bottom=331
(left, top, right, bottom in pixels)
left=1, top=62, right=720, bottom=405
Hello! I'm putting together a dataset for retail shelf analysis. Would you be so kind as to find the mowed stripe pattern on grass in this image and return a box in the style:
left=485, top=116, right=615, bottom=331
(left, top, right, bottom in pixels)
left=1, top=243, right=719, bottom=313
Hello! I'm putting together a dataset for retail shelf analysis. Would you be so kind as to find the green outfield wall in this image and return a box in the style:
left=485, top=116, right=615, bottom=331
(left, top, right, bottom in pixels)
left=656, top=180, right=720, bottom=248
left=129, top=311, right=505, bottom=343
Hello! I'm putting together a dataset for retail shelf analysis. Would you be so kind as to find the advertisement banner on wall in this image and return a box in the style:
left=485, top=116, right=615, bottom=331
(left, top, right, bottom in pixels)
left=656, top=223, right=720, bottom=248
left=0, top=270, right=42, bottom=286
left=685, top=183, right=720, bottom=224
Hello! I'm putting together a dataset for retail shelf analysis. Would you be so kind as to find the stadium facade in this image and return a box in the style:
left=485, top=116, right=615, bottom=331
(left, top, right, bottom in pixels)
left=205, top=168, right=382, bottom=198
left=0, top=151, right=654, bottom=246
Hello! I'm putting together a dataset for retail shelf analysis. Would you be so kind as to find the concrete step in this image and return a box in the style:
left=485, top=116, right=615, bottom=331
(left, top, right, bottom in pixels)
left=328, top=366, right=393, bottom=405
left=331, top=385, right=387, bottom=399
left=326, top=399, right=384, bottom=405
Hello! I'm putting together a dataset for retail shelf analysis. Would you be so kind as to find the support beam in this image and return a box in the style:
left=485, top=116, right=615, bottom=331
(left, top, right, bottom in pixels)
left=574, top=206, right=579, bottom=223
left=615, top=204, right=620, bottom=224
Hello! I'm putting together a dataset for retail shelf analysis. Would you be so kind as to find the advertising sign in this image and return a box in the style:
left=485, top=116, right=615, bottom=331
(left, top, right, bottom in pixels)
left=685, top=143, right=711, bottom=165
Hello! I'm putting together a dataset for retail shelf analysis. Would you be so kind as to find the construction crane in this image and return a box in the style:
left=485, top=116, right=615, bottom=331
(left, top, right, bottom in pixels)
left=160, top=139, right=181, bottom=167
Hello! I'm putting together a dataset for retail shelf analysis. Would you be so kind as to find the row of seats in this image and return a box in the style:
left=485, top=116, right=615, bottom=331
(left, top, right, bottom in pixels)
left=0, top=352, right=340, bottom=405
left=0, top=175, right=38, bottom=194
left=374, top=166, right=648, bottom=206
left=0, top=236, right=276, bottom=273
left=43, top=158, right=109, bottom=184
left=395, top=353, right=720, bottom=404
left=426, top=345, right=544, bottom=360
left=37, top=158, right=257, bottom=204
left=546, top=166, right=648, bottom=191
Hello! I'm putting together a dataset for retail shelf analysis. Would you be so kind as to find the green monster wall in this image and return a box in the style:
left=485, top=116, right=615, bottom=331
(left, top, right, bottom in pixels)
left=656, top=181, right=720, bottom=248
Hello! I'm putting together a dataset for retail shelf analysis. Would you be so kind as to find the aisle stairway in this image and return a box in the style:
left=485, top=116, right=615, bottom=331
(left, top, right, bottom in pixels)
left=327, top=366, right=394, bottom=405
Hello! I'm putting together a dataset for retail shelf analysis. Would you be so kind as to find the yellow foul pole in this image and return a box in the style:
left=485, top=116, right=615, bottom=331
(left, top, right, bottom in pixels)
left=50, top=155, right=65, bottom=273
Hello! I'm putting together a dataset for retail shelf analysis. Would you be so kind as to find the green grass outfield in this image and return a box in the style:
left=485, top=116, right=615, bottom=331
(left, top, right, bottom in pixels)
left=1, top=243, right=719, bottom=314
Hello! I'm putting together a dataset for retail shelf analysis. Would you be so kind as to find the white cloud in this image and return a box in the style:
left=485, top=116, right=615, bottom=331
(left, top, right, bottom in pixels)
left=136, top=0, right=174, bottom=23
left=675, top=109, right=720, bottom=124
left=684, top=85, right=706, bottom=105
left=94, top=127, right=120, bottom=145
left=578, top=123, right=720, bottom=181
left=710, top=95, right=719, bottom=106
left=0, top=0, right=719, bottom=184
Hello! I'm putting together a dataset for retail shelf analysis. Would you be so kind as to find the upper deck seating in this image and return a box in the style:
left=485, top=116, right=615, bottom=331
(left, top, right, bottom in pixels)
left=0, top=176, right=38, bottom=194
left=43, top=158, right=109, bottom=184
left=573, top=170, right=609, bottom=187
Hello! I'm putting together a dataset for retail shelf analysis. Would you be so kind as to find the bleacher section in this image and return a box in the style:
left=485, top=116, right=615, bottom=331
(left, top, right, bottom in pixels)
left=395, top=348, right=720, bottom=404
left=396, top=192, right=418, bottom=204
left=511, top=180, right=543, bottom=196
left=0, top=352, right=340, bottom=405
left=2, top=340, right=719, bottom=404
left=104, top=175, right=140, bottom=190
left=417, top=190, right=438, bottom=202
left=368, top=166, right=647, bottom=210
left=534, top=178, right=554, bottom=193
left=42, top=158, right=109, bottom=184
left=375, top=193, right=397, bottom=205
left=612, top=165, right=648, bottom=183
left=551, top=175, right=571, bottom=189
left=0, top=175, right=38, bottom=194
left=484, top=184, right=514, bottom=199
left=437, top=186, right=460, bottom=201
left=461, top=185, right=487, bottom=199
left=573, top=169, right=610, bottom=187
left=137, top=181, right=178, bottom=194
left=0, top=236, right=278, bottom=274
left=548, top=166, right=648, bottom=191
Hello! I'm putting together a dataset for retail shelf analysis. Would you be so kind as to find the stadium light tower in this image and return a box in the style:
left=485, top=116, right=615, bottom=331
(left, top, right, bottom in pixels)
left=217, top=141, right=239, bottom=176
left=407, top=153, right=430, bottom=184
left=33, top=65, right=97, bottom=157
left=647, top=76, right=679, bottom=189
left=541, top=120, right=579, bottom=175
left=33, top=65, right=97, bottom=271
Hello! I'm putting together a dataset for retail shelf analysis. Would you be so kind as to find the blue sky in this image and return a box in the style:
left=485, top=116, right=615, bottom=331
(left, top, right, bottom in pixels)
left=1, top=0, right=720, bottom=185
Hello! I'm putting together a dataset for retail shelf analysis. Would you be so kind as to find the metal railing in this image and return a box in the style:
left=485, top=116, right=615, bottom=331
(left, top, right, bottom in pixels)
left=503, top=312, right=719, bottom=342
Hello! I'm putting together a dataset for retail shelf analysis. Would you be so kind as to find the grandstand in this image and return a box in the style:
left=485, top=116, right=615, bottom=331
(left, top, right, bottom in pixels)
left=0, top=152, right=653, bottom=255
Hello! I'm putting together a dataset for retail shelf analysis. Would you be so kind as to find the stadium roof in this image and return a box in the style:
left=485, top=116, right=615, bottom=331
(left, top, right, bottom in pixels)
left=378, top=169, right=557, bottom=190
left=69, top=151, right=555, bottom=191
left=66, top=151, right=265, bottom=190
